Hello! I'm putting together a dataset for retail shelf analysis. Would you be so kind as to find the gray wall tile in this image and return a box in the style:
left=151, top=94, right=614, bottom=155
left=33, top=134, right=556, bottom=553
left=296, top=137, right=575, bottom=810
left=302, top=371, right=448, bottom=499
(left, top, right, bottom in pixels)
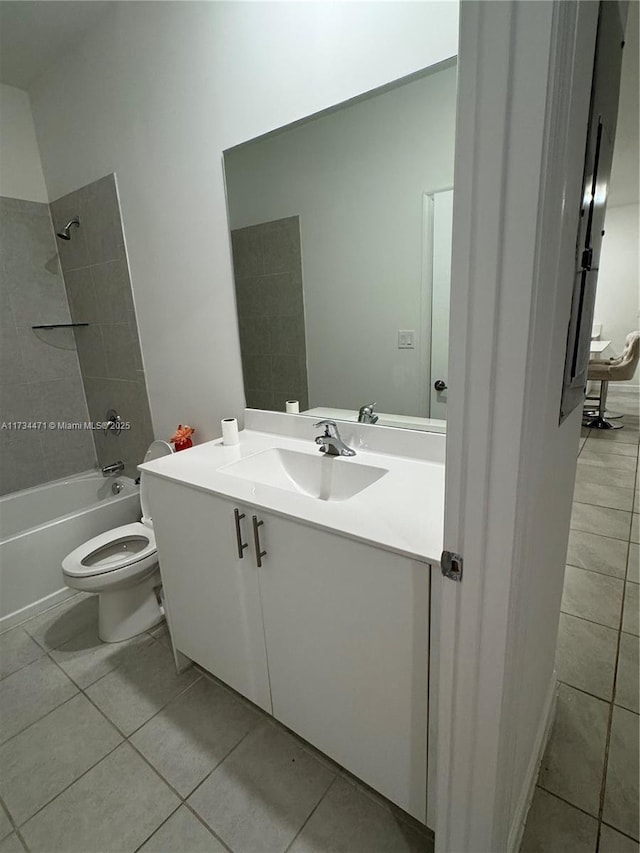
left=262, top=216, right=301, bottom=275
left=81, top=175, right=126, bottom=265
left=239, top=316, right=271, bottom=356
left=102, top=323, right=141, bottom=381
left=51, top=176, right=154, bottom=477
left=231, top=226, right=264, bottom=278
left=64, top=267, right=98, bottom=323
left=91, top=260, right=135, bottom=321
left=49, top=189, right=89, bottom=272
left=74, top=326, right=108, bottom=379
left=0, top=195, right=95, bottom=495
left=243, top=353, right=272, bottom=392
left=231, top=217, right=308, bottom=411
left=264, top=272, right=304, bottom=316
left=269, top=315, right=307, bottom=357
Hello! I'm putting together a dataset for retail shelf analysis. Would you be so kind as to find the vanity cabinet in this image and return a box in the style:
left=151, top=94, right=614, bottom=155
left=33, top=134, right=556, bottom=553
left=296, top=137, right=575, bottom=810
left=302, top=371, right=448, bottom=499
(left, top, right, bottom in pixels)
left=148, top=478, right=271, bottom=712
left=149, top=477, right=430, bottom=822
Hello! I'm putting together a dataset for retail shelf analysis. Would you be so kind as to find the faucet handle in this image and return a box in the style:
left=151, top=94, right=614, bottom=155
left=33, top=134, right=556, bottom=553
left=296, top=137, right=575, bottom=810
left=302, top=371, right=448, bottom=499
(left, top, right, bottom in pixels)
left=314, top=419, right=338, bottom=436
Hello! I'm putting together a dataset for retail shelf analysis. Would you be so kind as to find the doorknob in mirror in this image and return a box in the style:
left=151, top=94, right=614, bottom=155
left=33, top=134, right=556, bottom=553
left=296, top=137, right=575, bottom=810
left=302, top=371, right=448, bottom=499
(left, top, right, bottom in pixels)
left=434, top=380, right=448, bottom=392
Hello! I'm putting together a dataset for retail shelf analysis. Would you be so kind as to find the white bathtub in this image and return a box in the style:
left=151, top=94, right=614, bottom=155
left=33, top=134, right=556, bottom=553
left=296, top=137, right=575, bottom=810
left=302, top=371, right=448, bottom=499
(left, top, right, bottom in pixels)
left=0, top=471, right=141, bottom=631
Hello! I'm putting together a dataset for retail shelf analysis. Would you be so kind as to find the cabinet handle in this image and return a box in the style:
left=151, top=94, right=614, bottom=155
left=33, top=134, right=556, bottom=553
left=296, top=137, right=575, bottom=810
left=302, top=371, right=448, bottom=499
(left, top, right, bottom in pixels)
left=252, top=515, right=266, bottom=567
left=234, top=508, right=248, bottom=558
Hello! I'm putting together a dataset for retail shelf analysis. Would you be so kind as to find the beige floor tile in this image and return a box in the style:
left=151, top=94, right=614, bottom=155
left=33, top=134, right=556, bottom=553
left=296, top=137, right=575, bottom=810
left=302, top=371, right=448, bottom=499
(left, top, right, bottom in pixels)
left=566, top=530, right=627, bottom=578
left=0, top=835, right=25, bottom=853
left=538, top=684, right=609, bottom=816
left=628, top=543, right=640, bottom=584
left=575, top=462, right=635, bottom=490
left=588, top=428, right=640, bottom=447
left=603, top=706, right=640, bottom=841
left=0, top=694, right=122, bottom=824
left=138, top=806, right=226, bottom=853
left=131, top=676, right=260, bottom=797
left=188, top=722, right=335, bottom=853
left=20, top=744, right=179, bottom=853
left=50, top=625, right=154, bottom=689
left=85, top=640, right=200, bottom=736
left=577, top=451, right=637, bottom=473
left=22, top=595, right=97, bottom=651
left=632, top=514, right=639, bottom=545
left=555, top=613, right=617, bottom=700
left=615, top=632, right=639, bottom=714
left=622, top=582, right=639, bottom=636
left=0, top=807, right=12, bottom=842
left=520, top=787, right=597, bottom=853
left=570, top=503, right=632, bottom=542
left=599, top=824, right=640, bottom=853
left=561, top=566, right=624, bottom=629
left=0, top=656, right=77, bottom=744
left=572, top=481, right=635, bottom=511
left=0, top=627, right=45, bottom=680
left=289, top=776, right=431, bottom=853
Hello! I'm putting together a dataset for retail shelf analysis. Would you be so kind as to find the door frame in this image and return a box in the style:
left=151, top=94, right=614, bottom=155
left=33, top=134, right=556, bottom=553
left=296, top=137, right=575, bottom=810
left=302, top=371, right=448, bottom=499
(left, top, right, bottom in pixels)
left=419, top=186, right=454, bottom=420
left=435, top=2, right=601, bottom=851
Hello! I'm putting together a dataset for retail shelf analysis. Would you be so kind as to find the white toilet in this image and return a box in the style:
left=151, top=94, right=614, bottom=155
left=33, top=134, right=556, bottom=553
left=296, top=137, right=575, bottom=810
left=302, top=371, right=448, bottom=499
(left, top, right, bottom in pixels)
left=62, top=440, right=174, bottom=643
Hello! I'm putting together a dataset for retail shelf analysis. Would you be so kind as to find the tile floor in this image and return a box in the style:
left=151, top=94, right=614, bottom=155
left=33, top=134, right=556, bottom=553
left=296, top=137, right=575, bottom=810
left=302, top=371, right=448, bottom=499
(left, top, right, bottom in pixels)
left=522, top=391, right=640, bottom=853
left=0, top=597, right=433, bottom=853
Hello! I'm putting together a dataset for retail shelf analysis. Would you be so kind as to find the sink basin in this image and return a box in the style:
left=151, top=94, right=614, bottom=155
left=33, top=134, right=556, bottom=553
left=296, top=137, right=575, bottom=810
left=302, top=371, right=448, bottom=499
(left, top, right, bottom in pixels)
left=219, top=448, right=387, bottom=502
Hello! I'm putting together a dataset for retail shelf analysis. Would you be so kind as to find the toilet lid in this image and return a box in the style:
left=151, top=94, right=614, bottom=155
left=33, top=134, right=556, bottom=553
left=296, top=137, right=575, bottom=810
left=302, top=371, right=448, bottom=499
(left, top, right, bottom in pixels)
left=62, top=522, right=157, bottom=578
left=140, top=440, right=174, bottom=526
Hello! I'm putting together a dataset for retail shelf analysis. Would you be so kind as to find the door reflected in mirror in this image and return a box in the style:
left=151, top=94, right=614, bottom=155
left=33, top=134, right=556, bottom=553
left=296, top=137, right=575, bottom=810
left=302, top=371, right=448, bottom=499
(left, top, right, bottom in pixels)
left=223, top=58, right=457, bottom=432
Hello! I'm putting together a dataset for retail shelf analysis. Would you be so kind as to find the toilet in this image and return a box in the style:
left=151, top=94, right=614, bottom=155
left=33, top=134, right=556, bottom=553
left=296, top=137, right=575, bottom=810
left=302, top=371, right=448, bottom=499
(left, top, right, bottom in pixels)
left=62, top=440, right=174, bottom=643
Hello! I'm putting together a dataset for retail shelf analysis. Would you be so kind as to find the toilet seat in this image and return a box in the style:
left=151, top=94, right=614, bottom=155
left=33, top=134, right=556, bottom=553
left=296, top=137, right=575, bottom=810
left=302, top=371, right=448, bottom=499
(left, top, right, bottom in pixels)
left=62, top=522, right=156, bottom=579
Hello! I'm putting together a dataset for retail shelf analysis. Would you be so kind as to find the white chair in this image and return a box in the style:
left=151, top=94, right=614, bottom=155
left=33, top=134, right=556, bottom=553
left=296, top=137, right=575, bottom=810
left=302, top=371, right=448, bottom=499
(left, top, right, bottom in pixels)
left=583, top=331, right=640, bottom=429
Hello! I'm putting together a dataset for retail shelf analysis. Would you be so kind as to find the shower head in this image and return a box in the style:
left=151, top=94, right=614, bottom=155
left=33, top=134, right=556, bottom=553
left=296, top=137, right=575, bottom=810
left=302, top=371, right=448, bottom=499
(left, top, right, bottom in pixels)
left=56, top=217, right=80, bottom=241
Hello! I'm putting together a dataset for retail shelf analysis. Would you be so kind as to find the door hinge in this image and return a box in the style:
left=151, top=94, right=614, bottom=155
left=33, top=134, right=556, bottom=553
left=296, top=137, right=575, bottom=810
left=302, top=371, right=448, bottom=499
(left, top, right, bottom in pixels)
left=581, top=247, right=593, bottom=270
left=441, top=550, right=463, bottom=582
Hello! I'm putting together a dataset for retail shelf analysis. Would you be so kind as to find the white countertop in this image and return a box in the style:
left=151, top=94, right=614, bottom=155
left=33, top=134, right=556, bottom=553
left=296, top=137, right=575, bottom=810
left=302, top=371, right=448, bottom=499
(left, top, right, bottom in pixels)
left=590, top=340, right=611, bottom=354
left=140, top=427, right=445, bottom=565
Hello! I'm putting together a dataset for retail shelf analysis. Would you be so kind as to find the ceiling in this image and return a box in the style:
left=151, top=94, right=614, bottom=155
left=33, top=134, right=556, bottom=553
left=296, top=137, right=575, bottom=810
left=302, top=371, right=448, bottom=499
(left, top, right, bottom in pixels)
left=0, top=1, right=113, bottom=90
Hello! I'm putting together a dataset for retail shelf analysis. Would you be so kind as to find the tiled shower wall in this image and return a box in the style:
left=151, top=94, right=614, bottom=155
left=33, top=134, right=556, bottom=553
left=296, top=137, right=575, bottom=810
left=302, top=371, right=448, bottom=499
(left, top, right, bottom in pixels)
left=0, top=196, right=95, bottom=495
left=231, top=216, right=309, bottom=412
left=50, top=175, right=154, bottom=479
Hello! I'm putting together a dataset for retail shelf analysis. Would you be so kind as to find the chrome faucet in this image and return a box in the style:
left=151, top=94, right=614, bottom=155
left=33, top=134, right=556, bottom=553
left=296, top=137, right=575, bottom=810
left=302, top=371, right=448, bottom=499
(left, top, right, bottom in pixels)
left=101, top=460, right=125, bottom=477
left=314, top=420, right=356, bottom=457
left=358, top=402, right=378, bottom=424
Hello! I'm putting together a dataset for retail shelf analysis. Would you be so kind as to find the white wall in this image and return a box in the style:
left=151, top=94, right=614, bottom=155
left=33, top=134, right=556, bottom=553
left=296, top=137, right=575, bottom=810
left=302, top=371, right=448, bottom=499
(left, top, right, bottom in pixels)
left=225, top=64, right=456, bottom=417
left=594, top=203, right=640, bottom=386
left=0, top=83, right=47, bottom=202
left=29, top=1, right=459, bottom=442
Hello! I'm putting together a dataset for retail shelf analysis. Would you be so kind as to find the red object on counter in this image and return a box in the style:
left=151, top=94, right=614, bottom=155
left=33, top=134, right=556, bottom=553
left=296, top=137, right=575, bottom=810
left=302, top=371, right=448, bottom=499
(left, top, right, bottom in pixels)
left=170, top=424, right=195, bottom=452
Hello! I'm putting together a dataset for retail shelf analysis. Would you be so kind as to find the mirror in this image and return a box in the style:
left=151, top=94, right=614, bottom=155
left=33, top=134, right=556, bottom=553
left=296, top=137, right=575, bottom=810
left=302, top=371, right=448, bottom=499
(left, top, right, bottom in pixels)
left=223, top=58, right=457, bottom=432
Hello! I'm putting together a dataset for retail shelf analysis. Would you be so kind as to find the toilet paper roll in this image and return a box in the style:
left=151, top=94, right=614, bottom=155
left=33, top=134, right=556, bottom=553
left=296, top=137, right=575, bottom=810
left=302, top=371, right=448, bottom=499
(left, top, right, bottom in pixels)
left=221, top=417, right=239, bottom=445
left=285, top=400, right=299, bottom=414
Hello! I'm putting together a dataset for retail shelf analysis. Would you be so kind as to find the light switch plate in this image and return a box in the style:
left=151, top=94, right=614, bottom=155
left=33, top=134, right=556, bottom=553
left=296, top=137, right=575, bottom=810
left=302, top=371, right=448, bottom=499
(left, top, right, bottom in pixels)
left=398, top=330, right=416, bottom=349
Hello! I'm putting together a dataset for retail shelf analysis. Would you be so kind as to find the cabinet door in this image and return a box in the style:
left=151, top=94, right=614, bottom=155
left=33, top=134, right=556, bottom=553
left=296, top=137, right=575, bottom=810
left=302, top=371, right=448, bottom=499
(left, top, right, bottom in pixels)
left=147, top=479, right=271, bottom=712
left=255, top=511, right=430, bottom=822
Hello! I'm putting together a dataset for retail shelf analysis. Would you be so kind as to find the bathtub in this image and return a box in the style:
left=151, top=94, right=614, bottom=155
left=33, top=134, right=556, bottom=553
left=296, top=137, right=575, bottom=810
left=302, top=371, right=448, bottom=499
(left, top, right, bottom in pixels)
left=0, top=471, right=141, bottom=631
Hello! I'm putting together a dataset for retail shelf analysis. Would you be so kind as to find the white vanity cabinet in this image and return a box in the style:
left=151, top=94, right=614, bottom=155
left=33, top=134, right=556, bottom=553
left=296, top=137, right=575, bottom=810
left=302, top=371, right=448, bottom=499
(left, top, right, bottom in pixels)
left=148, top=476, right=430, bottom=822
left=147, top=478, right=272, bottom=712
left=255, top=509, right=430, bottom=822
